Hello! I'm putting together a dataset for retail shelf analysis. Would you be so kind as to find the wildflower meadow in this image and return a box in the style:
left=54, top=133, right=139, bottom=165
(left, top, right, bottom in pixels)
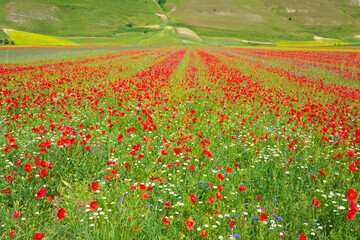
left=0, top=46, right=360, bottom=239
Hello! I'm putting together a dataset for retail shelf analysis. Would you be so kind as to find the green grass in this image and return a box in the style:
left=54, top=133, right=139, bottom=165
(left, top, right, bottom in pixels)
left=134, top=27, right=183, bottom=46
left=68, top=33, right=152, bottom=46
left=202, top=37, right=272, bottom=46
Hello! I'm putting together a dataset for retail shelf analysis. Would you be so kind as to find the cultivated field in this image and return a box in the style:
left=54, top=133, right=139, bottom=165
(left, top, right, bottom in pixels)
left=0, top=47, right=359, bottom=239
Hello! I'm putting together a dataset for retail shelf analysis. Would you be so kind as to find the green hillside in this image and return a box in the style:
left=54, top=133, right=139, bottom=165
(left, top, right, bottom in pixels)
left=0, top=0, right=163, bottom=36
left=0, top=0, right=360, bottom=45
left=165, top=0, right=360, bottom=41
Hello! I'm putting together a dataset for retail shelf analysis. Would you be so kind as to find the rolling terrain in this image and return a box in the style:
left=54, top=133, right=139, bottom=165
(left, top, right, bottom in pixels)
left=0, top=0, right=359, bottom=45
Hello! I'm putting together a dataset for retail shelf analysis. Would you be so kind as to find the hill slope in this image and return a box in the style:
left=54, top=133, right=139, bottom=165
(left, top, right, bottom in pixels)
left=0, top=0, right=163, bottom=36
left=165, top=0, right=360, bottom=41
left=0, top=0, right=359, bottom=45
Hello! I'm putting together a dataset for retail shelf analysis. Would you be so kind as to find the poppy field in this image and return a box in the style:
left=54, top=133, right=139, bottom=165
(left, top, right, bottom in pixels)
left=0, top=46, right=360, bottom=239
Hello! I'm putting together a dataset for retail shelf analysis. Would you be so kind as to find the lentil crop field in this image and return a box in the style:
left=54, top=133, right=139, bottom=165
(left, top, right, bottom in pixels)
left=1, top=46, right=360, bottom=240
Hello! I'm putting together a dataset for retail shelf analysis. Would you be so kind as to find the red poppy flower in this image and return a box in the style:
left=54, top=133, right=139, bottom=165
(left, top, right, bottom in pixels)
left=126, top=127, right=136, bottom=133
left=348, top=188, right=358, bottom=201
left=320, top=170, right=326, bottom=176
left=229, top=218, right=236, bottom=228
left=260, top=213, right=268, bottom=221
left=165, top=201, right=172, bottom=210
left=207, top=196, right=215, bottom=204
left=15, top=160, right=22, bottom=165
left=57, top=208, right=66, bottom=220
left=25, top=163, right=34, bottom=173
left=312, top=198, right=321, bottom=207
left=91, top=182, right=99, bottom=192
left=186, top=218, right=195, bottom=230
left=14, top=211, right=20, bottom=219
left=36, top=188, right=47, bottom=199
left=299, top=234, right=307, bottom=240
left=239, top=185, right=246, bottom=192
left=214, top=209, right=220, bottom=215
left=47, top=162, right=54, bottom=169
left=201, top=230, right=207, bottom=237
left=190, top=194, right=197, bottom=204
left=347, top=151, right=355, bottom=158
left=39, top=169, right=48, bottom=179
left=348, top=210, right=356, bottom=220
left=216, top=192, right=223, bottom=199
left=163, top=217, right=170, bottom=225
left=173, top=148, right=181, bottom=155
left=351, top=201, right=358, bottom=213
left=90, top=201, right=98, bottom=211
left=189, top=165, right=196, bottom=170
left=349, top=163, right=356, bottom=172
left=217, top=173, right=224, bottom=181
left=141, top=192, right=149, bottom=199
left=34, top=233, right=45, bottom=239
left=10, top=230, right=16, bottom=237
